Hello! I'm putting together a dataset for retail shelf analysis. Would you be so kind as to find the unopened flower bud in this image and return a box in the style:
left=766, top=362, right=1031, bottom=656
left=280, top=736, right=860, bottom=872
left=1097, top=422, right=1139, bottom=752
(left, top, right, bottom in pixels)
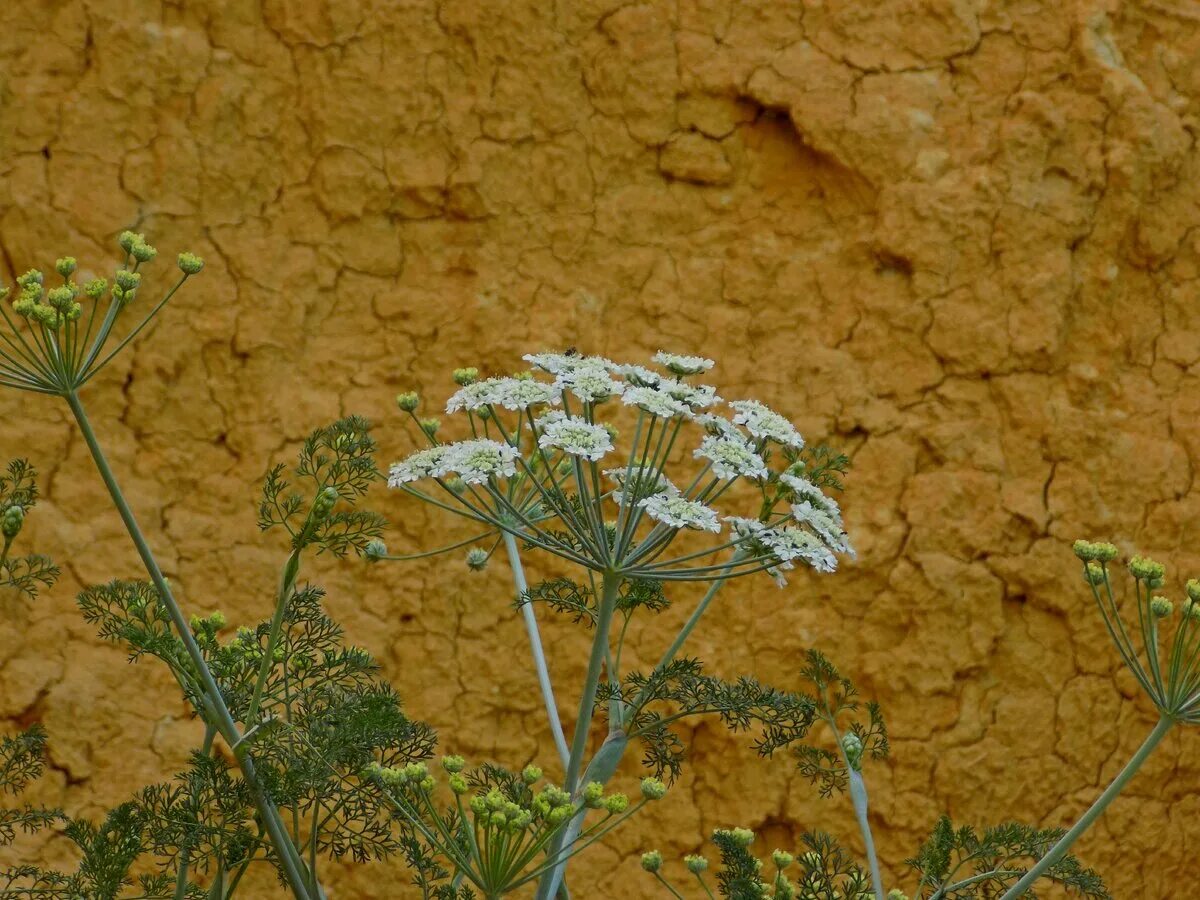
left=1130, top=556, right=1166, bottom=582
left=641, top=851, right=663, bottom=873
left=442, top=755, right=466, bottom=773
left=583, top=781, right=604, bottom=808
left=842, top=732, right=864, bottom=771
left=772, top=850, right=794, bottom=869
left=453, top=367, right=479, bottom=385
left=364, top=539, right=388, bottom=562
left=1084, top=562, right=1105, bottom=585
left=445, top=476, right=466, bottom=494
left=2, top=505, right=25, bottom=539
left=396, top=391, right=419, bottom=412
left=886, top=892, right=909, bottom=900
left=1188, top=600, right=1200, bottom=622
left=685, top=855, right=708, bottom=874
left=640, top=777, right=667, bottom=800
left=55, top=257, right=76, bottom=278
left=311, top=486, right=338, bottom=522
left=466, top=547, right=489, bottom=571
left=118, top=231, right=140, bottom=252
left=84, top=278, right=107, bottom=300
left=1150, top=596, right=1174, bottom=618
left=729, top=828, right=754, bottom=848
left=17, top=269, right=43, bottom=288
left=603, top=793, right=629, bottom=814
left=521, top=764, right=542, bottom=784
left=130, top=239, right=157, bottom=262
left=115, top=270, right=141, bottom=291
left=449, top=774, right=469, bottom=794
left=1187, top=579, right=1200, bottom=603
left=419, top=418, right=440, bottom=437
left=177, top=252, right=204, bottom=275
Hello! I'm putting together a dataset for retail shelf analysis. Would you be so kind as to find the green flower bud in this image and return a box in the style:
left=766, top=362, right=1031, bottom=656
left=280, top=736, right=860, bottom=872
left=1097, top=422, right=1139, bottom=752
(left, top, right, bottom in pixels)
left=476, top=406, right=493, bottom=421
left=419, top=776, right=435, bottom=792
left=640, top=777, right=667, bottom=801
left=1, top=505, right=24, bottom=539
left=419, top=418, right=440, bottom=437
left=177, top=252, right=204, bottom=275
left=1187, top=579, right=1200, bottom=603
left=1073, top=539, right=1097, bottom=561
left=1092, top=543, right=1118, bottom=562
left=396, top=391, right=419, bottom=412
left=466, top=547, right=489, bottom=571
left=445, top=476, right=466, bottom=494
left=65, top=302, right=81, bottom=321
left=209, top=611, right=226, bottom=629
left=547, top=805, right=571, bottom=826
left=1084, top=562, right=1105, bottom=585
left=886, top=892, right=909, bottom=900
left=190, top=614, right=204, bottom=631
left=46, top=285, right=74, bottom=311
left=729, top=828, right=754, bottom=848
left=582, top=781, right=604, bottom=808
left=522, top=764, right=542, bottom=784
left=772, top=850, right=794, bottom=869
left=311, top=486, right=338, bottom=522
left=404, top=762, right=429, bottom=782
left=364, top=539, right=388, bottom=562
left=449, top=774, right=468, bottom=795
left=685, top=855, right=709, bottom=874
left=641, top=851, right=663, bottom=873
left=1130, top=556, right=1166, bottom=582
left=84, top=278, right=107, bottom=300
left=130, top=239, right=157, bottom=262
left=470, top=796, right=487, bottom=815
left=32, top=305, right=59, bottom=329
left=17, top=269, right=43, bottom=288
left=842, top=732, right=863, bottom=771
left=55, top=257, right=76, bottom=278
left=453, top=367, right=479, bottom=385
left=603, top=793, right=629, bottom=814
left=115, top=270, right=141, bottom=292
left=11, top=295, right=35, bottom=317
left=441, top=755, right=466, bottom=773
left=1187, top=600, right=1200, bottom=622
left=118, top=231, right=141, bottom=252
left=1150, top=596, right=1174, bottom=618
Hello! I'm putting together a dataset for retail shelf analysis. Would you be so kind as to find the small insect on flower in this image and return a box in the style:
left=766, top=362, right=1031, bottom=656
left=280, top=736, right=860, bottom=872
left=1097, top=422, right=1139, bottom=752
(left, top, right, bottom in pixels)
left=621, top=385, right=693, bottom=419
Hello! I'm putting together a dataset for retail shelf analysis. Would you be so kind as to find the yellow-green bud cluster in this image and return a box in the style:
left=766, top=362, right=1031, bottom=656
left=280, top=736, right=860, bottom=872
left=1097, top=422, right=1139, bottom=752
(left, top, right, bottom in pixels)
left=1187, top=580, right=1200, bottom=603
left=1084, top=561, right=1106, bottom=585
left=1, top=505, right=24, bottom=540
left=396, top=391, right=420, bottom=412
left=441, top=755, right=466, bottom=773
left=453, top=367, right=480, bottom=386
left=641, top=850, right=663, bottom=873
left=419, top=418, right=440, bottom=437
left=583, top=781, right=605, bottom=808
left=887, top=891, right=909, bottom=900
left=1129, top=555, right=1166, bottom=584
left=1150, top=596, right=1174, bottom=618
left=685, top=854, right=709, bottom=874
left=772, top=850, right=794, bottom=869
left=640, top=777, right=667, bottom=800
left=364, top=538, right=388, bottom=562
left=119, top=231, right=157, bottom=262
left=176, top=252, right=204, bottom=275
left=521, top=765, right=542, bottom=784
left=1073, top=540, right=1118, bottom=563
left=55, top=257, right=76, bottom=277
left=310, top=486, right=338, bottom=522
left=841, top=732, right=864, bottom=771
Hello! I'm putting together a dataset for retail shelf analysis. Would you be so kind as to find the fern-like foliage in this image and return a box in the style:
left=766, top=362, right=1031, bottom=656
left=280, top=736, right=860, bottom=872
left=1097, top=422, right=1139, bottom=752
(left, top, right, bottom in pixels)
left=907, top=816, right=1110, bottom=899
left=0, top=459, right=59, bottom=600
left=793, top=649, right=888, bottom=798
left=597, top=657, right=817, bottom=782
left=258, top=416, right=387, bottom=556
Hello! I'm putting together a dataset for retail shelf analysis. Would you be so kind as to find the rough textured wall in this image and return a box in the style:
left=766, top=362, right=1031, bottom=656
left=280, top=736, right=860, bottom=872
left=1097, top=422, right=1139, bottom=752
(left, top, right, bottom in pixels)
left=2, top=0, right=1199, bottom=896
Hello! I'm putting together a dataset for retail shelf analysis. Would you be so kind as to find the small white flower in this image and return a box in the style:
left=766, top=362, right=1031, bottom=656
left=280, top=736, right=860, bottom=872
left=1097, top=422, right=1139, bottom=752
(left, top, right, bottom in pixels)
left=534, top=409, right=568, bottom=428
left=388, top=446, right=450, bottom=486
left=759, top=526, right=837, bottom=573
left=779, top=473, right=827, bottom=505
left=538, top=415, right=614, bottom=461
left=610, top=364, right=663, bottom=387
left=653, top=351, right=715, bottom=376
left=792, top=500, right=854, bottom=556
left=489, top=377, right=560, bottom=410
left=438, top=439, right=520, bottom=484
left=729, top=400, right=805, bottom=449
left=663, top=381, right=721, bottom=409
left=695, top=433, right=769, bottom=481
left=446, top=381, right=498, bottom=413
left=638, top=490, right=721, bottom=532
left=694, top=413, right=740, bottom=437
left=605, top=467, right=675, bottom=506
left=622, top=385, right=692, bottom=419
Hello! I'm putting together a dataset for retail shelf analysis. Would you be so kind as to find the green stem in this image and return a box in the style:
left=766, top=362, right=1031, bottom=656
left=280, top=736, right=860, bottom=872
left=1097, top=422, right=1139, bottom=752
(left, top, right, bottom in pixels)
left=502, top=531, right=570, bottom=769
left=826, top=706, right=883, bottom=900
left=247, top=548, right=300, bottom=724
left=64, top=390, right=314, bottom=900
left=999, top=716, right=1173, bottom=900
left=173, top=724, right=217, bottom=900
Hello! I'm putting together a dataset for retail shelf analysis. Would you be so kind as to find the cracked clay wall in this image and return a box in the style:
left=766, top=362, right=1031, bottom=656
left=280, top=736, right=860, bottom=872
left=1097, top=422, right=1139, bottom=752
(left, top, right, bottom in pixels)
left=2, top=0, right=1200, bottom=896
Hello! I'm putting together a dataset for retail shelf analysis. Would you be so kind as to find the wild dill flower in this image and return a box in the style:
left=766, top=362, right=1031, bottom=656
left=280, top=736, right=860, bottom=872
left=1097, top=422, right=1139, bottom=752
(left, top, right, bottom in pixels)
left=653, top=351, right=714, bottom=376
left=641, top=851, right=664, bottom=873
left=662, top=380, right=721, bottom=409
left=490, top=377, right=560, bottom=411
left=557, top=362, right=624, bottom=403
left=638, top=490, right=721, bottom=533
left=759, top=526, right=837, bottom=573
left=387, top=446, right=450, bottom=485
left=437, top=439, right=519, bottom=484
left=730, top=400, right=805, bottom=449
left=792, top=500, right=854, bottom=556
left=695, top=433, right=769, bottom=481
left=621, top=385, right=692, bottom=419
left=611, top=363, right=663, bottom=387
left=538, top=415, right=614, bottom=461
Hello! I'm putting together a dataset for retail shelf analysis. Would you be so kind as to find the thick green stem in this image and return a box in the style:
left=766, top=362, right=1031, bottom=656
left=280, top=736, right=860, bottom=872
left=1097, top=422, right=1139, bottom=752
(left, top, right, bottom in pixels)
left=173, top=723, right=218, bottom=900
left=847, top=770, right=884, bottom=900
left=999, top=716, right=1173, bottom=900
left=502, top=531, right=570, bottom=769
left=65, top=391, right=314, bottom=900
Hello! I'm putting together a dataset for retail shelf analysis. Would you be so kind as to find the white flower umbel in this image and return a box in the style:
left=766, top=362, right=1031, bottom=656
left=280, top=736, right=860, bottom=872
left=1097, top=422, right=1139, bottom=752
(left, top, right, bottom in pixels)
left=610, top=364, right=663, bottom=388
left=730, top=399, right=805, bottom=449
left=780, top=472, right=828, bottom=505
left=538, top=416, right=614, bottom=462
left=605, top=467, right=675, bottom=506
left=653, top=351, right=714, bottom=376
left=445, top=381, right=497, bottom=413
left=446, top=376, right=560, bottom=413
left=637, top=490, right=721, bottom=533
left=621, top=385, right=692, bottom=419
left=439, top=439, right=520, bottom=484
left=662, top=380, right=721, bottom=410
left=558, top=368, right=624, bottom=403
left=388, top=446, right=452, bottom=486
left=793, top=499, right=854, bottom=556
left=695, top=433, right=769, bottom=481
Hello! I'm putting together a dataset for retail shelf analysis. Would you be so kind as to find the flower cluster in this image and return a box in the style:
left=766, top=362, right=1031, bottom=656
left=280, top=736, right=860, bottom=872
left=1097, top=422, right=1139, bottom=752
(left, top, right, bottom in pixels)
left=387, top=351, right=854, bottom=583
left=0, top=232, right=202, bottom=395
left=366, top=756, right=666, bottom=897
